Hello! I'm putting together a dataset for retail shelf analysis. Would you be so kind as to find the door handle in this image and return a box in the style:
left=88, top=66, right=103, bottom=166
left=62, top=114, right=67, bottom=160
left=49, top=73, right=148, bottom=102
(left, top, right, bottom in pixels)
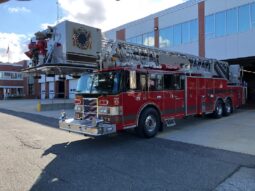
left=156, top=96, right=162, bottom=99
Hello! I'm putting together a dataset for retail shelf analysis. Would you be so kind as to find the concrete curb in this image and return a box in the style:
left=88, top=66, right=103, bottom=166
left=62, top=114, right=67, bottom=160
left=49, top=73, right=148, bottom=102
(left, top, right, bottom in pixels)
left=40, top=103, right=74, bottom=111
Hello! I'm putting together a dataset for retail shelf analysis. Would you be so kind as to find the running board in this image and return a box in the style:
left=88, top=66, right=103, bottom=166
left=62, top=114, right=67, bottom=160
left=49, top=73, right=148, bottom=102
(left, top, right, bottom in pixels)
left=164, top=118, right=176, bottom=128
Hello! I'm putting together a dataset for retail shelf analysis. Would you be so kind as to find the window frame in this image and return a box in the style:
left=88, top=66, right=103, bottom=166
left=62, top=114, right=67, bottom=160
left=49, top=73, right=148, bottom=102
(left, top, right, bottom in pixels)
left=164, top=74, right=185, bottom=91
left=148, top=73, right=163, bottom=91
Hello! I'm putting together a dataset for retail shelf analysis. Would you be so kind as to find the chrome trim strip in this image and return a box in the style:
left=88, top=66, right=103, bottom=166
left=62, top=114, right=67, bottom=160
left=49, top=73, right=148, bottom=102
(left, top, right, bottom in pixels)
left=123, top=125, right=136, bottom=130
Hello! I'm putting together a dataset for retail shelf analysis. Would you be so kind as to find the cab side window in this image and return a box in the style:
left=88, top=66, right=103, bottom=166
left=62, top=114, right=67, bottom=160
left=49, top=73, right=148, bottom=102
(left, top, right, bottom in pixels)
left=164, top=74, right=185, bottom=90
left=125, top=71, right=147, bottom=91
left=149, top=74, right=163, bottom=91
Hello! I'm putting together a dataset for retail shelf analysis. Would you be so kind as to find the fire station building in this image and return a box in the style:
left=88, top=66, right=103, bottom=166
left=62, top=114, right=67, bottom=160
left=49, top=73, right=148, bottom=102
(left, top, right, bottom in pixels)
left=0, top=62, right=25, bottom=99
left=105, top=0, right=255, bottom=103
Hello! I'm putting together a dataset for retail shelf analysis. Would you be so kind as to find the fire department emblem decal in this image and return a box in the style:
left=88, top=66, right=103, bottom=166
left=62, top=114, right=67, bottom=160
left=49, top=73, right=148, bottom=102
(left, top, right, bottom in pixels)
left=72, top=27, right=92, bottom=50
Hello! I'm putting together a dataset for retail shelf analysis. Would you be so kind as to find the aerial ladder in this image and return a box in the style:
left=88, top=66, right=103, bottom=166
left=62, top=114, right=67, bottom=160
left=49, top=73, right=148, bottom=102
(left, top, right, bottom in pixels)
left=24, top=20, right=238, bottom=84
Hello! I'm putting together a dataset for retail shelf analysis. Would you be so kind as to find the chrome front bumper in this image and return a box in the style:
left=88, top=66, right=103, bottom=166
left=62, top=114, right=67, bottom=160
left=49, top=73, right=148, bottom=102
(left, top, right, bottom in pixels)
left=59, top=118, right=116, bottom=136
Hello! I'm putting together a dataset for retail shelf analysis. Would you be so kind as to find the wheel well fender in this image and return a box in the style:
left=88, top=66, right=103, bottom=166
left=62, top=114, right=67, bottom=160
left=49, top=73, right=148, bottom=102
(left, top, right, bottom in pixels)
left=214, top=97, right=224, bottom=109
left=224, top=97, right=232, bottom=104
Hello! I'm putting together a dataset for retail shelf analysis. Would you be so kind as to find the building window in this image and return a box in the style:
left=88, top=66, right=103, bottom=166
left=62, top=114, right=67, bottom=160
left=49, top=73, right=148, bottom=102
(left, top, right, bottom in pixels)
left=0, top=71, right=23, bottom=80
left=159, top=26, right=173, bottom=48
left=126, top=35, right=143, bottom=45
left=190, top=19, right=198, bottom=42
left=137, top=35, right=143, bottom=45
left=205, top=14, right=215, bottom=39
left=173, top=24, right=182, bottom=46
left=182, top=21, right=190, bottom=44
left=28, top=84, right=34, bottom=96
left=215, top=11, right=226, bottom=37
left=226, top=8, right=238, bottom=34
left=143, top=32, right=154, bottom=47
left=251, top=3, right=255, bottom=28
left=238, top=4, right=250, bottom=32
left=0, top=72, right=3, bottom=79
left=127, top=37, right=134, bottom=43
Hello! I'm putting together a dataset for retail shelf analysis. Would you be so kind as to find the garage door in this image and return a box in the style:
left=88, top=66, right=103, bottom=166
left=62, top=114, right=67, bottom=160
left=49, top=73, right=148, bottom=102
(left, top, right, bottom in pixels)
left=49, top=82, right=55, bottom=99
left=69, top=79, right=78, bottom=99
left=41, top=83, right=46, bottom=99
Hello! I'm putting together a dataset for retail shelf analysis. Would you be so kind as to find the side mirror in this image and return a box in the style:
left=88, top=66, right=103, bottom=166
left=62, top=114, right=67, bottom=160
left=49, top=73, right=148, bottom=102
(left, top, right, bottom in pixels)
left=129, top=71, right=137, bottom=90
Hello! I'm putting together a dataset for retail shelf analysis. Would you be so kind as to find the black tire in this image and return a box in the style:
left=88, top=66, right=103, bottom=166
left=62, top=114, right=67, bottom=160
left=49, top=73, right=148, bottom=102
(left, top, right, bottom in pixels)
left=136, top=107, right=160, bottom=138
left=223, top=99, right=233, bottom=116
left=213, top=100, right=223, bottom=119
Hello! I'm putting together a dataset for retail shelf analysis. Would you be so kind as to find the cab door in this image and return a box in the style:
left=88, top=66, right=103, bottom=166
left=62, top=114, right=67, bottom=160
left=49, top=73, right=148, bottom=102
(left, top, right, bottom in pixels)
left=148, top=73, right=164, bottom=113
left=122, top=71, right=148, bottom=127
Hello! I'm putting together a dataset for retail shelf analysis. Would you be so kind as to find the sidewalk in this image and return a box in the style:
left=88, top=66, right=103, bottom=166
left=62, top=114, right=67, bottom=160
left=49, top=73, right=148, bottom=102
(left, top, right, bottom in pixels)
left=0, top=99, right=74, bottom=119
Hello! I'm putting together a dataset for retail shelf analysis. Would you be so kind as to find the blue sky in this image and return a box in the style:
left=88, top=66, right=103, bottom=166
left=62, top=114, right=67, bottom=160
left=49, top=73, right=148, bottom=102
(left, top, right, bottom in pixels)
left=0, top=0, right=57, bottom=34
left=0, top=0, right=186, bottom=63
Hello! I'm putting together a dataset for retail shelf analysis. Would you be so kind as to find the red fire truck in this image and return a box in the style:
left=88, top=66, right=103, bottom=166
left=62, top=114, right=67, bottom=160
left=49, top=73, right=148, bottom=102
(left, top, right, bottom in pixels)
left=24, top=21, right=246, bottom=138
left=59, top=64, right=245, bottom=138
left=57, top=38, right=246, bottom=138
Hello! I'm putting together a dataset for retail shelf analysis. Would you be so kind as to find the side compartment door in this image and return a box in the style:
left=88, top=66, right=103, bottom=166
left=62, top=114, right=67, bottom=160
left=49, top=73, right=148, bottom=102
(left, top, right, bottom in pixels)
left=205, top=78, right=214, bottom=112
left=163, top=74, right=175, bottom=118
left=163, top=74, right=185, bottom=118
left=197, top=78, right=206, bottom=114
left=186, top=77, right=197, bottom=115
left=173, top=75, right=185, bottom=117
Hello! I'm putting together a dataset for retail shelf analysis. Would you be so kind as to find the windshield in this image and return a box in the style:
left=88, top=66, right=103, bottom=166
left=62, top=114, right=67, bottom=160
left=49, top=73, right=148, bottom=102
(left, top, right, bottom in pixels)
left=76, top=71, right=121, bottom=94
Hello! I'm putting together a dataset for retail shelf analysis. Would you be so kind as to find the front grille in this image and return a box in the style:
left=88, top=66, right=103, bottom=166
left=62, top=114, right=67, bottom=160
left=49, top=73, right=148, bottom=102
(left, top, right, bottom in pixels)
left=83, top=98, right=98, bottom=120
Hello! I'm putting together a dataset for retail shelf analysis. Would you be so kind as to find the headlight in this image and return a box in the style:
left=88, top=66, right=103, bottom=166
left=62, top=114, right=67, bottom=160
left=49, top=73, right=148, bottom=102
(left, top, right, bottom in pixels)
left=98, top=106, right=110, bottom=114
left=98, top=106, right=122, bottom=115
left=74, top=105, right=84, bottom=112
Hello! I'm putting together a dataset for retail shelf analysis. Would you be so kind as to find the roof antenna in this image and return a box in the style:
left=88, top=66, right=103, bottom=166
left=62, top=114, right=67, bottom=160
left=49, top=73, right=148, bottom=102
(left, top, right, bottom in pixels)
left=56, top=0, right=60, bottom=24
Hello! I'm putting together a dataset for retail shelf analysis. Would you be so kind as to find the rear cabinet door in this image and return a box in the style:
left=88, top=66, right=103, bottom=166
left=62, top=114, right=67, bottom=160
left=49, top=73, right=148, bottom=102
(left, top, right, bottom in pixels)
left=205, top=79, right=214, bottom=112
left=197, top=78, right=206, bottom=114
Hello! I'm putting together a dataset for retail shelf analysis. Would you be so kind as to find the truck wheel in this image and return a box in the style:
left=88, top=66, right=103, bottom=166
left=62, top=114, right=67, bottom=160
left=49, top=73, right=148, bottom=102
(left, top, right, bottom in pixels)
left=136, top=108, right=160, bottom=138
left=223, top=99, right=232, bottom=116
left=213, top=100, right=223, bottom=119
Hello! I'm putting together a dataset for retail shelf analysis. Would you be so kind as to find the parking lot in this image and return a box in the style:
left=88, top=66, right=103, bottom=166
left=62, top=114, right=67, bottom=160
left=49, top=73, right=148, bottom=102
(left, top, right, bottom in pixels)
left=1, top=99, right=255, bottom=155
left=0, top=99, right=255, bottom=191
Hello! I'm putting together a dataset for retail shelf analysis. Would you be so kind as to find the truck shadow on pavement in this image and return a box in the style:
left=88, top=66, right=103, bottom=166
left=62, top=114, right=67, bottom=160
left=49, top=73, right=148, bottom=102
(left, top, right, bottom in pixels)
left=0, top=108, right=58, bottom=128
left=29, top=133, right=255, bottom=191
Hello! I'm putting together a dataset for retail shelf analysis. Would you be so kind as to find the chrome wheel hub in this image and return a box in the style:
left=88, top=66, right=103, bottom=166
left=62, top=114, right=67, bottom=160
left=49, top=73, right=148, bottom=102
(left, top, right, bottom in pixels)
left=217, top=104, right=223, bottom=115
left=145, top=115, right=156, bottom=132
left=225, top=103, right=231, bottom=113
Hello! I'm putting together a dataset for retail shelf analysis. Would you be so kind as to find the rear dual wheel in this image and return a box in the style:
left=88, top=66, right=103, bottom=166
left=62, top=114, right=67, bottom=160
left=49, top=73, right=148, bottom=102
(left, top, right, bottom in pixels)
left=223, top=99, right=233, bottom=116
left=213, top=99, right=233, bottom=118
left=213, top=100, right=223, bottom=118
